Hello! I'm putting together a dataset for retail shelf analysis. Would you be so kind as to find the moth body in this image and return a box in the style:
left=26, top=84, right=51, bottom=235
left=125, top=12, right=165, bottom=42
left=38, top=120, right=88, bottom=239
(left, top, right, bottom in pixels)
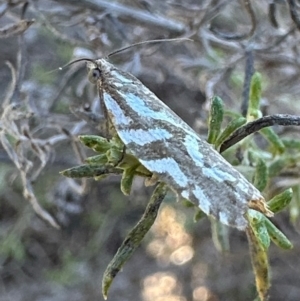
left=87, top=59, right=272, bottom=230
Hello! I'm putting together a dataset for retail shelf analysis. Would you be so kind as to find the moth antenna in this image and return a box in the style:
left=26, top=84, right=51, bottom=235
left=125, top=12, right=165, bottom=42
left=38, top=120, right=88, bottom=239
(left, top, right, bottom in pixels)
left=46, top=58, right=96, bottom=74
left=107, top=38, right=193, bottom=58
left=58, top=58, right=95, bottom=70
left=49, top=38, right=192, bottom=73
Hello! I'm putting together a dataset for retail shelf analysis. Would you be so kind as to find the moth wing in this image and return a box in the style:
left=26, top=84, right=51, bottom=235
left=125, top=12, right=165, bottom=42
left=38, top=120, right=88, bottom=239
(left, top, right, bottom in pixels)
left=100, top=61, right=269, bottom=230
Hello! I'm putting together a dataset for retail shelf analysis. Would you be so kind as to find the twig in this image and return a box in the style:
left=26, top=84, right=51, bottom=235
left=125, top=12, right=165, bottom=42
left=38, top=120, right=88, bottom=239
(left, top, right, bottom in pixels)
left=287, top=0, right=300, bottom=30
left=0, top=19, right=34, bottom=38
left=12, top=20, right=29, bottom=103
left=256, top=27, right=296, bottom=53
left=2, top=62, right=17, bottom=108
left=209, top=0, right=256, bottom=41
left=21, top=171, right=60, bottom=229
left=268, top=2, right=278, bottom=28
left=51, top=0, right=186, bottom=34
left=30, top=1, right=85, bottom=46
left=199, top=0, right=230, bottom=26
left=220, top=114, right=300, bottom=153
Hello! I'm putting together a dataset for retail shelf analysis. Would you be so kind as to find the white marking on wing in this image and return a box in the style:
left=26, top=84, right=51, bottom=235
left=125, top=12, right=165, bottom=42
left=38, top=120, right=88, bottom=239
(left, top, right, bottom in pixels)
left=119, top=91, right=168, bottom=118
left=184, top=134, right=238, bottom=183
left=218, top=211, right=246, bottom=230
left=119, top=92, right=196, bottom=134
left=141, top=158, right=188, bottom=187
left=184, top=135, right=204, bottom=167
left=184, top=134, right=239, bottom=183
left=234, top=175, right=262, bottom=200
left=192, top=186, right=210, bottom=214
left=118, top=128, right=172, bottom=146
left=202, top=166, right=236, bottom=183
left=181, top=190, right=189, bottom=200
left=110, top=70, right=134, bottom=85
left=218, top=212, right=229, bottom=225
left=103, top=93, right=132, bottom=125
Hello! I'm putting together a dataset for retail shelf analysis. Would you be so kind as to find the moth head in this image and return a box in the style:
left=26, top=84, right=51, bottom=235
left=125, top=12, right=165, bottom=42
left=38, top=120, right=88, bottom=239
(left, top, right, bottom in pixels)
left=59, top=59, right=102, bottom=85
left=58, top=58, right=100, bottom=84
left=86, top=61, right=101, bottom=84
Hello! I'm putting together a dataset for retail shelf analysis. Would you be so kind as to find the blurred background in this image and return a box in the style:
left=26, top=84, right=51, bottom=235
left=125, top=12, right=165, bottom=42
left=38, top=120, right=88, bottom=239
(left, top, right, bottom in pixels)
left=0, top=0, right=300, bottom=300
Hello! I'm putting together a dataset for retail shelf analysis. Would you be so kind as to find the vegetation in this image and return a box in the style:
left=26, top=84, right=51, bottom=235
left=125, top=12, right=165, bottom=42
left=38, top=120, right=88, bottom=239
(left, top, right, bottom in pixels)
left=1, top=1, right=300, bottom=301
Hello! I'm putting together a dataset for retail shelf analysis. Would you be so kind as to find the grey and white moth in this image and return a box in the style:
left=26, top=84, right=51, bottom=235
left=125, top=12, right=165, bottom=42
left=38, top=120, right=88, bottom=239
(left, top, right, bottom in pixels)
left=86, top=58, right=272, bottom=231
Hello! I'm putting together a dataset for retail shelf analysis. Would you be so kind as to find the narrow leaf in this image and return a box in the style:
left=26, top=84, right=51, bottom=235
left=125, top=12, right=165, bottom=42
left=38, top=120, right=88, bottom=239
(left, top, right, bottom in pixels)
left=215, top=116, right=247, bottom=148
left=260, top=127, right=285, bottom=154
left=253, top=158, right=268, bottom=192
left=246, top=226, right=270, bottom=301
left=120, top=165, right=139, bottom=195
left=264, top=218, right=293, bottom=250
left=79, top=135, right=111, bottom=152
left=102, top=183, right=168, bottom=299
left=60, top=164, right=122, bottom=178
left=267, top=188, right=293, bottom=214
left=207, top=96, right=224, bottom=144
left=247, top=72, right=262, bottom=120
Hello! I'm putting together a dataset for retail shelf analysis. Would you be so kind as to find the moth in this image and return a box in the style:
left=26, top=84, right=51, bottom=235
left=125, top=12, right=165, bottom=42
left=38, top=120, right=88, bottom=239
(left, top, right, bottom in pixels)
left=81, top=56, right=273, bottom=231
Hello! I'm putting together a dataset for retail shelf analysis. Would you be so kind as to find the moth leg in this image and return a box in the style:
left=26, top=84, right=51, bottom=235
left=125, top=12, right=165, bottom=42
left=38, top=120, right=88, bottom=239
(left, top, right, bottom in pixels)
left=97, top=80, right=115, bottom=139
left=144, top=172, right=159, bottom=187
left=103, top=104, right=111, bottom=139
left=69, top=104, right=103, bottom=126
left=102, top=183, right=168, bottom=299
left=70, top=106, right=116, bottom=145
left=99, top=117, right=111, bottom=138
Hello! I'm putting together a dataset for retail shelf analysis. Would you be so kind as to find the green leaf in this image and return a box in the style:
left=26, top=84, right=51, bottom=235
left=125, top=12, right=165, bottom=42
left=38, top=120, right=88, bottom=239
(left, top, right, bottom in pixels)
left=253, top=158, right=268, bottom=192
left=102, top=183, right=168, bottom=299
left=267, top=188, right=293, bottom=214
left=215, top=116, right=247, bottom=148
left=260, top=128, right=285, bottom=154
left=60, top=164, right=122, bottom=178
left=246, top=226, right=270, bottom=301
left=247, top=72, right=262, bottom=120
left=207, top=96, right=224, bottom=144
left=120, top=165, right=139, bottom=195
left=85, top=154, right=108, bottom=164
left=248, top=210, right=270, bottom=251
left=282, top=138, right=300, bottom=149
left=264, top=218, right=293, bottom=250
left=79, top=135, right=111, bottom=152
left=268, top=156, right=296, bottom=178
